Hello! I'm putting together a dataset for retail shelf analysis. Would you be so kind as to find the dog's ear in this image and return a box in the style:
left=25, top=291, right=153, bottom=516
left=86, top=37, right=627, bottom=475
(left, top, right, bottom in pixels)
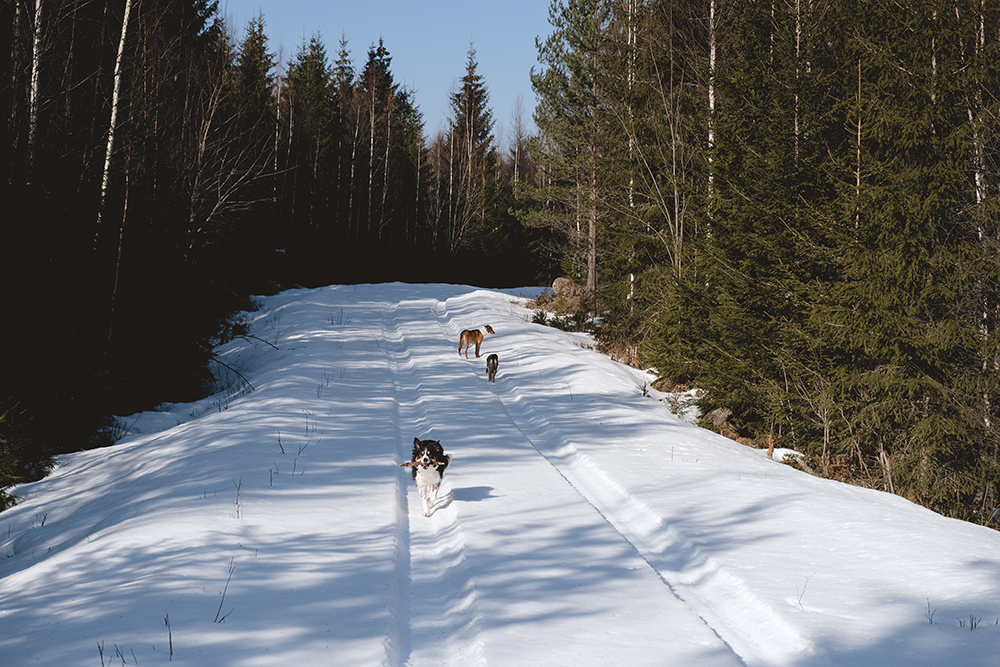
left=413, top=437, right=421, bottom=447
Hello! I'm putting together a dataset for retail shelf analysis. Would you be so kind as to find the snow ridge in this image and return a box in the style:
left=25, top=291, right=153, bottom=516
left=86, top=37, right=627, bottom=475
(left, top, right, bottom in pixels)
left=489, top=382, right=813, bottom=667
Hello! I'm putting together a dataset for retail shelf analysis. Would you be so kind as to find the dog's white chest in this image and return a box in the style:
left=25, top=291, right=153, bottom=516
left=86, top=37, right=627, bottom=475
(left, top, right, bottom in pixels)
left=413, top=465, right=443, bottom=489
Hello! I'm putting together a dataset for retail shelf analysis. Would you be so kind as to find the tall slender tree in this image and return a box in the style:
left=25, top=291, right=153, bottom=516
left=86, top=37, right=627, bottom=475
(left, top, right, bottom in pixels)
left=527, top=0, right=609, bottom=294
left=442, top=44, right=495, bottom=254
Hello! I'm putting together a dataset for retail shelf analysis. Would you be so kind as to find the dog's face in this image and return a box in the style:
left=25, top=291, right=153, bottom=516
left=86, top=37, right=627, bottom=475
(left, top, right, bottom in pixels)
left=484, top=325, right=496, bottom=334
left=412, top=438, right=445, bottom=469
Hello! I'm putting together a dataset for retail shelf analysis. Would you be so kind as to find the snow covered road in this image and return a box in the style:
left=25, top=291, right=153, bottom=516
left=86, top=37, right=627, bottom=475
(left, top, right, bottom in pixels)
left=1, top=283, right=998, bottom=666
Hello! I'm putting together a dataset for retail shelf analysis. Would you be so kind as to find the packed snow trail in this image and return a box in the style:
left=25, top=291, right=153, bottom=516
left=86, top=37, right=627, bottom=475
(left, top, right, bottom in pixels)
left=381, top=298, right=488, bottom=667
left=379, top=295, right=743, bottom=666
left=1, top=283, right=999, bottom=667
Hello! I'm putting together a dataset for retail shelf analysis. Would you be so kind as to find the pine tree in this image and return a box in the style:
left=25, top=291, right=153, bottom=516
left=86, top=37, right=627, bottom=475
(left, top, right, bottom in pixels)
left=526, top=0, right=609, bottom=296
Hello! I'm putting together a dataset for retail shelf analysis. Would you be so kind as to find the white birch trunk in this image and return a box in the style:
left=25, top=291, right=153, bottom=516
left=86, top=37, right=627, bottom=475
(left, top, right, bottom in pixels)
left=707, top=0, right=716, bottom=216
left=10, top=2, right=23, bottom=165
left=27, top=0, right=43, bottom=176
left=95, top=0, right=134, bottom=245
left=367, top=86, right=375, bottom=241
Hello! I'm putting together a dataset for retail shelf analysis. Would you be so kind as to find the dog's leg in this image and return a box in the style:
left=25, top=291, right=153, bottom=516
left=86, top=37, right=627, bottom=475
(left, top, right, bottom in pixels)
left=421, top=486, right=434, bottom=516
left=427, top=485, right=438, bottom=514
left=475, top=340, right=481, bottom=358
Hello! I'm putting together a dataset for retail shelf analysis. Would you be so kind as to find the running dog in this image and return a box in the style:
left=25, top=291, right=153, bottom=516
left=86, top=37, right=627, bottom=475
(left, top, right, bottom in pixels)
left=486, top=353, right=498, bottom=382
left=458, top=325, right=495, bottom=359
left=400, top=438, right=452, bottom=517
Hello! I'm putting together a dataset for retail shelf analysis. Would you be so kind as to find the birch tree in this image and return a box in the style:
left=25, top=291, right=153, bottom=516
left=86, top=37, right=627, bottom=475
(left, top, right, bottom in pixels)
left=27, top=0, right=43, bottom=178
left=94, top=0, right=133, bottom=246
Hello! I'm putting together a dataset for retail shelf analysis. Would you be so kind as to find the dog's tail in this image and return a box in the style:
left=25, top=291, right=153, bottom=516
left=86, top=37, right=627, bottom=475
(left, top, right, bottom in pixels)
left=437, top=454, right=452, bottom=473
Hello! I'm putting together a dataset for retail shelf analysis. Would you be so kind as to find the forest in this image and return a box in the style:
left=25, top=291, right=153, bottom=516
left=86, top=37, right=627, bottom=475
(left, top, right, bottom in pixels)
left=3, top=0, right=1000, bottom=525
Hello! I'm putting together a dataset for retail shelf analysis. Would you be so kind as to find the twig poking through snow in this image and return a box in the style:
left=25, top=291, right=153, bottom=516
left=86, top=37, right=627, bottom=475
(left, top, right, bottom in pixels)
left=164, top=612, right=172, bottom=660
left=795, top=572, right=815, bottom=611
left=214, top=558, right=237, bottom=623
left=232, top=478, right=243, bottom=519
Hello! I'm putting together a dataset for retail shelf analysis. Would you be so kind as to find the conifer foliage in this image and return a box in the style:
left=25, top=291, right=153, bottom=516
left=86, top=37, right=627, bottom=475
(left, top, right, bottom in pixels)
left=524, top=0, right=1000, bottom=521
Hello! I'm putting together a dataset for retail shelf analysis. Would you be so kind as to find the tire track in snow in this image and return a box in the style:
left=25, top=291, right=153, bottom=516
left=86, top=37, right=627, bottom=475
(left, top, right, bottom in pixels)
left=485, top=379, right=813, bottom=667
left=381, top=300, right=488, bottom=667
left=378, top=304, right=411, bottom=667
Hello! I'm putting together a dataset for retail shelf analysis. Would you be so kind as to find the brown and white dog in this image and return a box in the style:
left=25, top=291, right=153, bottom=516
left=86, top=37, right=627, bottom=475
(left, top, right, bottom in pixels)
left=400, top=438, right=452, bottom=517
left=486, top=353, right=498, bottom=382
left=458, top=325, right=495, bottom=359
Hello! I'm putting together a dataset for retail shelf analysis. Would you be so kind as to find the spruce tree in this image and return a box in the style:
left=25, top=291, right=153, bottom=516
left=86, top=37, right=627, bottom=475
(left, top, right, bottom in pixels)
left=443, top=44, right=496, bottom=255
left=526, top=0, right=609, bottom=295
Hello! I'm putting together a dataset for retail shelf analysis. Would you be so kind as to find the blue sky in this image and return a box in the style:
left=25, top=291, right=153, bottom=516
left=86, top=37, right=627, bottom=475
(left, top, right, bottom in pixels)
left=221, top=0, right=552, bottom=142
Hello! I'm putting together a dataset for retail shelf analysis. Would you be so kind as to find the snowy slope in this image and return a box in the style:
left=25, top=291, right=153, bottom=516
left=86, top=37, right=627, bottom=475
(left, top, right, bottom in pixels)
left=1, top=283, right=998, bottom=667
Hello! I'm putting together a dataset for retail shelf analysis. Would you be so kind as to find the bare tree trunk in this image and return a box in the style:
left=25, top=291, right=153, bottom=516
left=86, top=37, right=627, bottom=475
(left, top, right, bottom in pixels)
left=103, top=170, right=129, bottom=362
left=95, top=0, right=134, bottom=248
left=9, top=1, right=24, bottom=180
left=587, top=75, right=597, bottom=297
left=274, top=81, right=280, bottom=202
left=367, top=86, right=375, bottom=241
left=27, top=0, right=43, bottom=179
left=588, top=159, right=597, bottom=295
left=448, top=112, right=455, bottom=247
left=855, top=59, right=861, bottom=230
left=413, top=134, right=422, bottom=250
left=707, top=0, right=716, bottom=217
left=348, top=108, right=359, bottom=242
left=380, top=91, right=393, bottom=245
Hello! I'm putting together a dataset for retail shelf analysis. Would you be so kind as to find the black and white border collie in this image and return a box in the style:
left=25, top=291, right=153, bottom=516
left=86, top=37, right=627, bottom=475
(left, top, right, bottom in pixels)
left=404, top=438, right=452, bottom=517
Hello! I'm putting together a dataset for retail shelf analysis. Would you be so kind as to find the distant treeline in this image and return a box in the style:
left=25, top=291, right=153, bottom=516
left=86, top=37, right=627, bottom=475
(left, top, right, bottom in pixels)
left=3, top=0, right=1000, bottom=525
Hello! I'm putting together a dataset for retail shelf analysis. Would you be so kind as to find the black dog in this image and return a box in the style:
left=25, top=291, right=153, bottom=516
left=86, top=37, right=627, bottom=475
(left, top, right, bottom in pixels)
left=486, top=353, right=498, bottom=382
left=403, top=438, right=452, bottom=516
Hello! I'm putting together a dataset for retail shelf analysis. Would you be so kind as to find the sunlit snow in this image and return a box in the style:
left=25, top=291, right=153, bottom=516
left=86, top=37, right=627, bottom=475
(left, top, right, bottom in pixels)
left=1, top=283, right=998, bottom=666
